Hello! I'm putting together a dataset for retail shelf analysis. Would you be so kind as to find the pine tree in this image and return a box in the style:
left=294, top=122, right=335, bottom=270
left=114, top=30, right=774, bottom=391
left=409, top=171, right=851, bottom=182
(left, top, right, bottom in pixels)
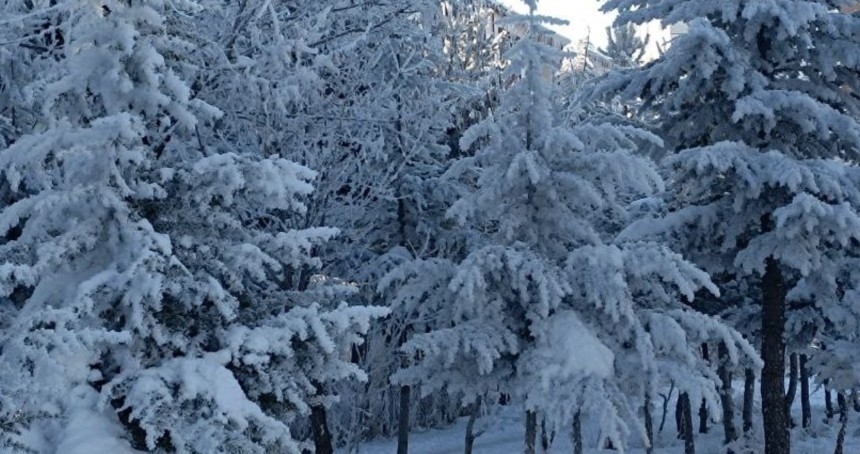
left=0, top=1, right=385, bottom=452
left=597, top=1, right=860, bottom=452
left=185, top=0, right=481, bottom=446
left=602, top=23, right=649, bottom=68
left=391, top=2, right=750, bottom=451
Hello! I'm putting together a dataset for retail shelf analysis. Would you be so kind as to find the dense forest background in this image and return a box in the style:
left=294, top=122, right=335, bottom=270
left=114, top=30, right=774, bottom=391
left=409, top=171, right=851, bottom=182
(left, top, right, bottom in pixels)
left=2, top=0, right=860, bottom=453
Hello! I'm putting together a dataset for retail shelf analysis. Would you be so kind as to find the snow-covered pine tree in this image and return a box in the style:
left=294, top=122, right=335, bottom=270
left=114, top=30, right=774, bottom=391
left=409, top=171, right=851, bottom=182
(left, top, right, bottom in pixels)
left=0, top=1, right=385, bottom=452
left=186, top=0, right=472, bottom=446
left=315, top=5, right=465, bottom=450
left=0, top=0, right=56, bottom=150
left=559, top=27, right=650, bottom=149
left=596, top=0, right=860, bottom=452
left=439, top=0, right=507, bottom=78
left=602, top=23, right=649, bottom=68
left=793, top=228, right=860, bottom=448
left=391, top=3, right=752, bottom=452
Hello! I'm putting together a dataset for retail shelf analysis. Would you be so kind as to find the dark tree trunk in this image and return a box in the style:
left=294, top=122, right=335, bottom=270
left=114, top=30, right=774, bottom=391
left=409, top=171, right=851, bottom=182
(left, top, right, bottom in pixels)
left=853, top=391, right=860, bottom=413
left=698, top=399, right=709, bottom=434
left=834, top=393, right=848, bottom=454
left=678, top=393, right=696, bottom=454
left=465, top=398, right=481, bottom=454
left=540, top=416, right=554, bottom=452
left=659, top=383, right=674, bottom=433
left=743, top=368, right=756, bottom=434
left=301, top=273, right=334, bottom=454
left=395, top=163, right=412, bottom=454
left=699, top=344, right=710, bottom=434
left=310, top=403, right=334, bottom=454
left=761, top=240, right=790, bottom=454
left=826, top=383, right=834, bottom=421
left=572, top=409, right=583, bottom=454
left=525, top=411, right=537, bottom=454
left=785, top=352, right=798, bottom=426
left=785, top=353, right=798, bottom=407
left=800, top=354, right=811, bottom=429
left=718, top=343, right=737, bottom=449
left=397, top=385, right=411, bottom=454
left=645, top=393, right=654, bottom=454
left=396, top=328, right=412, bottom=454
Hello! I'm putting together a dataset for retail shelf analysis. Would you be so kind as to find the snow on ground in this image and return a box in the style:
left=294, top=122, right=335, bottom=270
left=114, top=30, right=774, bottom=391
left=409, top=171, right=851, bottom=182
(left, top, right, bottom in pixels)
left=344, top=380, right=860, bottom=454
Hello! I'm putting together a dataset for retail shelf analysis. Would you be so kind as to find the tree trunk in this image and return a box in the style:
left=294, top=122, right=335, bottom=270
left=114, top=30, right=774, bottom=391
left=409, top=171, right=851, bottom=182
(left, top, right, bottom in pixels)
left=540, top=416, right=554, bottom=452
left=718, top=343, right=737, bottom=449
left=645, top=393, right=654, bottom=454
left=761, top=241, right=790, bottom=454
left=800, top=354, right=811, bottom=429
left=310, top=403, right=334, bottom=454
left=659, top=382, right=674, bottom=433
left=826, top=383, right=834, bottom=421
left=743, top=368, right=755, bottom=434
left=303, top=275, right=334, bottom=454
left=397, top=385, right=411, bottom=454
left=572, top=409, right=583, bottom=454
left=785, top=352, right=798, bottom=426
left=699, top=344, right=709, bottom=434
left=525, top=410, right=537, bottom=454
left=853, top=391, right=860, bottom=413
left=678, top=393, right=696, bottom=454
left=834, top=393, right=848, bottom=454
left=698, top=399, right=708, bottom=434
left=465, top=398, right=481, bottom=454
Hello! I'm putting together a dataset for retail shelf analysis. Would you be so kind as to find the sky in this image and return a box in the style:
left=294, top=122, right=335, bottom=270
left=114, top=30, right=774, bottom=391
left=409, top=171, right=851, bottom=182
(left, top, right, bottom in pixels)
left=500, top=0, right=618, bottom=48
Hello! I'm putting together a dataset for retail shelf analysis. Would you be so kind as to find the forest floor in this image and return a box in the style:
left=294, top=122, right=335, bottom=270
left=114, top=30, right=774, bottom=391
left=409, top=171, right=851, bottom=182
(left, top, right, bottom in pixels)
left=345, top=382, right=860, bottom=454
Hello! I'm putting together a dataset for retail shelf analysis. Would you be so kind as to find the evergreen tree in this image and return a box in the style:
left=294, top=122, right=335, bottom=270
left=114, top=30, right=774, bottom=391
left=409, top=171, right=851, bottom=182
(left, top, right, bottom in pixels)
left=602, top=23, right=649, bottom=68
left=0, top=1, right=385, bottom=452
left=596, top=0, right=860, bottom=452
left=391, top=3, right=750, bottom=451
left=191, top=0, right=479, bottom=446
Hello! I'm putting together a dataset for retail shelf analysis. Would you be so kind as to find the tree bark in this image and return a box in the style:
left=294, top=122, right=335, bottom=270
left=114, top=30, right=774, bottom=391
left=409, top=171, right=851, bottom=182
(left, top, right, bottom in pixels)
left=397, top=385, right=411, bottom=454
left=302, top=274, right=334, bottom=454
left=540, top=416, right=554, bottom=452
left=718, top=343, right=737, bottom=449
left=644, top=393, right=654, bottom=454
left=465, top=398, right=481, bottom=454
left=572, top=409, right=583, bottom=454
left=525, top=410, right=537, bottom=454
left=395, top=151, right=412, bottom=454
left=699, top=344, right=709, bottom=434
left=698, top=399, right=708, bottom=434
left=834, top=393, right=848, bottom=454
left=310, top=403, right=334, bottom=454
left=826, top=383, right=834, bottom=421
left=761, top=245, right=790, bottom=454
left=743, top=368, right=756, bottom=434
left=785, top=352, right=798, bottom=426
left=678, top=393, right=696, bottom=454
left=800, top=354, right=811, bottom=429
left=659, top=382, right=674, bottom=433
left=852, top=391, right=860, bottom=413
